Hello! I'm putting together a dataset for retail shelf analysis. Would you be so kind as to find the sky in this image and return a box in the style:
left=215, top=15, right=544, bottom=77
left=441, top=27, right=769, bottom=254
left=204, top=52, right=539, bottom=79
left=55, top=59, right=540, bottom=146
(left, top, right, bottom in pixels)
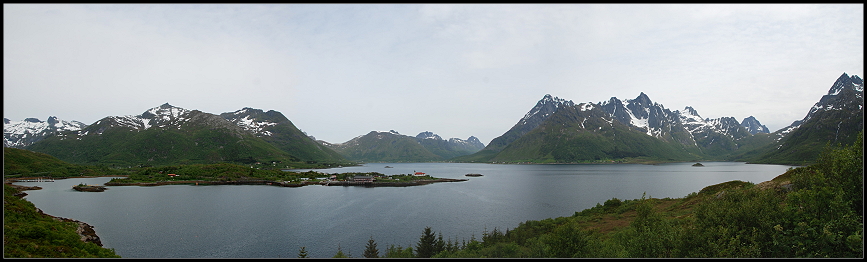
left=4, top=4, right=864, bottom=145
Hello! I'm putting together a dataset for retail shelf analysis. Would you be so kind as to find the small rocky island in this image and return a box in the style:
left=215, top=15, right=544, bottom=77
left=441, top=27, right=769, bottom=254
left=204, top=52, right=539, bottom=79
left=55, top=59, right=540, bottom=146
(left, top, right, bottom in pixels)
left=73, top=184, right=107, bottom=192
left=692, top=163, right=705, bottom=167
left=465, top=173, right=483, bottom=177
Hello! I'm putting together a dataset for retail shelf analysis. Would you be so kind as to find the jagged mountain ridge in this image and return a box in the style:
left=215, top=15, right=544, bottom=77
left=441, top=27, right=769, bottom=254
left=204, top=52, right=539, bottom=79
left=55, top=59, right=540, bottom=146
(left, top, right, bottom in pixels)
left=460, top=72, right=861, bottom=164
left=485, top=100, right=704, bottom=163
left=20, top=103, right=346, bottom=166
left=323, top=130, right=485, bottom=162
left=458, top=90, right=779, bottom=163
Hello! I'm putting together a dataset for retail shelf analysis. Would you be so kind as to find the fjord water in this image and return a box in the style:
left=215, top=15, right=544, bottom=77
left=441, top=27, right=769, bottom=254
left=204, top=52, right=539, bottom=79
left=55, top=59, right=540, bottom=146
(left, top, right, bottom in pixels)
left=16, top=162, right=792, bottom=258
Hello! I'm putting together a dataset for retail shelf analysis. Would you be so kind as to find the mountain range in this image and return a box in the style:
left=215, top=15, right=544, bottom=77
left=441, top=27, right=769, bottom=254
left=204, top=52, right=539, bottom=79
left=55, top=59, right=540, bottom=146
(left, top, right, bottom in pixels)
left=5, top=73, right=861, bottom=166
left=10, top=104, right=347, bottom=167
left=4, top=117, right=87, bottom=148
left=456, top=72, right=862, bottom=164
left=5, top=104, right=484, bottom=166
left=319, top=130, right=485, bottom=162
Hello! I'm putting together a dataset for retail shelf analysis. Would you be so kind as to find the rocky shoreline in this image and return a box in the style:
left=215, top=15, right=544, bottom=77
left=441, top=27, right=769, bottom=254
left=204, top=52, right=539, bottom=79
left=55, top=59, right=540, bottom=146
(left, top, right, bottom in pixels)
left=44, top=210, right=105, bottom=247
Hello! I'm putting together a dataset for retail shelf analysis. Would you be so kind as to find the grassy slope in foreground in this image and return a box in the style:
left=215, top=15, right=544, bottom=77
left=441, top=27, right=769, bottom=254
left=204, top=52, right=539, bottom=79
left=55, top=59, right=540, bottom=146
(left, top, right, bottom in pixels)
left=372, top=132, right=862, bottom=258
left=3, top=184, right=121, bottom=258
left=423, top=132, right=863, bottom=258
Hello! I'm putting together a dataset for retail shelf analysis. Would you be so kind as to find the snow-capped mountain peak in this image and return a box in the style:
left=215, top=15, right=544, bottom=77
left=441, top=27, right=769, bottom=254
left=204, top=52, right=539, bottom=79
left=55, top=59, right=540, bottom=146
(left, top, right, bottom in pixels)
left=3, top=116, right=88, bottom=148
left=141, top=103, right=191, bottom=121
left=741, top=116, right=770, bottom=135
left=828, top=73, right=863, bottom=95
left=599, top=93, right=678, bottom=138
left=220, top=107, right=282, bottom=137
left=85, top=103, right=195, bottom=132
left=416, top=131, right=443, bottom=140
left=804, top=73, right=864, bottom=122
left=521, top=94, right=575, bottom=124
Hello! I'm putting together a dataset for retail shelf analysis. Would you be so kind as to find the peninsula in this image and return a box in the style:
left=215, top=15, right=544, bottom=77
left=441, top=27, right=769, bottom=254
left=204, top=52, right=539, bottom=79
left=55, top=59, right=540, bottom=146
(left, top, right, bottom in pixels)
left=104, top=163, right=466, bottom=188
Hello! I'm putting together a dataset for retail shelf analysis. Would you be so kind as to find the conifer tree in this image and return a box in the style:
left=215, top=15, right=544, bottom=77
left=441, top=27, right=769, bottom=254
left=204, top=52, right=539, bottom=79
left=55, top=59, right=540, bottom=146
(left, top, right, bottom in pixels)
left=415, top=226, right=438, bottom=258
left=363, top=236, right=379, bottom=258
left=333, top=244, right=349, bottom=258
left=297, top=246, right=308, bottom=258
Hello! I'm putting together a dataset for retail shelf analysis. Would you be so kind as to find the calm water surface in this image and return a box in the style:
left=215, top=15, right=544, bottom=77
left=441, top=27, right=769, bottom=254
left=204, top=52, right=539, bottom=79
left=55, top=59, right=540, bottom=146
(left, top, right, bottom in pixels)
left=15, top=162, right=793, bottom=258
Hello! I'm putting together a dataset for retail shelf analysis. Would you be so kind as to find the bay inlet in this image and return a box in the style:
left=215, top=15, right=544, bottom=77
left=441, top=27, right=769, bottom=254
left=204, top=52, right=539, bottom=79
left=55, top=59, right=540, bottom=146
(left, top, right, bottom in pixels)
left=15, top=162, right=793, bottom=258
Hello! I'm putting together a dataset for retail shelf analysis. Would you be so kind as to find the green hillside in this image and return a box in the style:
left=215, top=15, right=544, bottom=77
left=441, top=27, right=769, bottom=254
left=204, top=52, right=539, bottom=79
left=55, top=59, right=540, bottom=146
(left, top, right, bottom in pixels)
left=220, top=109, right=347, bottom=163
left=3, top=147, right=128, bottom=178
left=27, top=126, right=298, bottom=167
left=330, top=131, right=445, bottom=162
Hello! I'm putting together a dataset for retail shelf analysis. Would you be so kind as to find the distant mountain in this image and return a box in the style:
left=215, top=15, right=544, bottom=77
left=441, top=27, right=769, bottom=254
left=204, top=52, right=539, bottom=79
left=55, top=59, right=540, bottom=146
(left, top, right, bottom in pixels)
left=324, top=130, right=441, bottom=162
left=324, top=130, right=485, bottom=162
left=482, top=99, right=703, bottom=163
left=675, top=106, right=757, bottom=158
left=458, top=94, right=575, bottom=162
left=746, top=73, right=864, bottom=164
left=740, top=116, right=770, bottom=135
left=416, top=131, right=485, bottom=159
left=4, top=116, right=87, bottom=148
left=220, top=108, right=345, bottom=163
left=449, top=136, right=485, bottom=154
left=24, top=103, right=344, bottom=167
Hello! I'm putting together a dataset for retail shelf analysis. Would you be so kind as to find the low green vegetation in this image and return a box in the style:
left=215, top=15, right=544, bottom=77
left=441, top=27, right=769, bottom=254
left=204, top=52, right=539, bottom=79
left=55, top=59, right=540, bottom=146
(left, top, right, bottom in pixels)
left=333, top=131, right=863, bottom=258
left=3, top=147, right=129, bottom=178
left=3, top=184, right=120, bottom=258
left=25, top=124, right=353, bottom=169
left=329, top=131, right=446, bottom=162
left=106, top=163, right=440, bottom=185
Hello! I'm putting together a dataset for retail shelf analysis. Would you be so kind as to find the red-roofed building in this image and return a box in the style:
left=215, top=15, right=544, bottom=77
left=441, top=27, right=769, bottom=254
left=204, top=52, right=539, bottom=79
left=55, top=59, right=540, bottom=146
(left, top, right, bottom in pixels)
left=413, top=172, right=426, bottom=176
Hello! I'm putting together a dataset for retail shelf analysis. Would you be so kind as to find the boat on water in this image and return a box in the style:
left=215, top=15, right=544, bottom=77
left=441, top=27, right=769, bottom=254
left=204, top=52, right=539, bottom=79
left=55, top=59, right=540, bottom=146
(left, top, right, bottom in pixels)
left=384, top=166, right=393, bottom=168
left=465, top=173, right=483, bottom=177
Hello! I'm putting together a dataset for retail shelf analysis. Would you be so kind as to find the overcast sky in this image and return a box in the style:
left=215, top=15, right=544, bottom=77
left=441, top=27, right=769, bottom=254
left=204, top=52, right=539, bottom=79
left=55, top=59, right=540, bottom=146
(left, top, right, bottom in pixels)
left=4, top=4, right=864, bottom=145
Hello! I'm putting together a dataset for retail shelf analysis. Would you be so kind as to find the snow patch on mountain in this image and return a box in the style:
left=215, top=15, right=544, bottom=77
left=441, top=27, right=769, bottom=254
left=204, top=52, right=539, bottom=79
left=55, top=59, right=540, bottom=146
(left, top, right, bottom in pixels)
left=91, top=103, right=193, bottom=133
left=416, top=131, right=443, bottom=140
left=677, top=106, right=712, bottom=133
left=234, top=115, right=277, bottom=135
left=3, top=116, right=87, bottom=148
left=741, top=116, right=770, bottom=135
